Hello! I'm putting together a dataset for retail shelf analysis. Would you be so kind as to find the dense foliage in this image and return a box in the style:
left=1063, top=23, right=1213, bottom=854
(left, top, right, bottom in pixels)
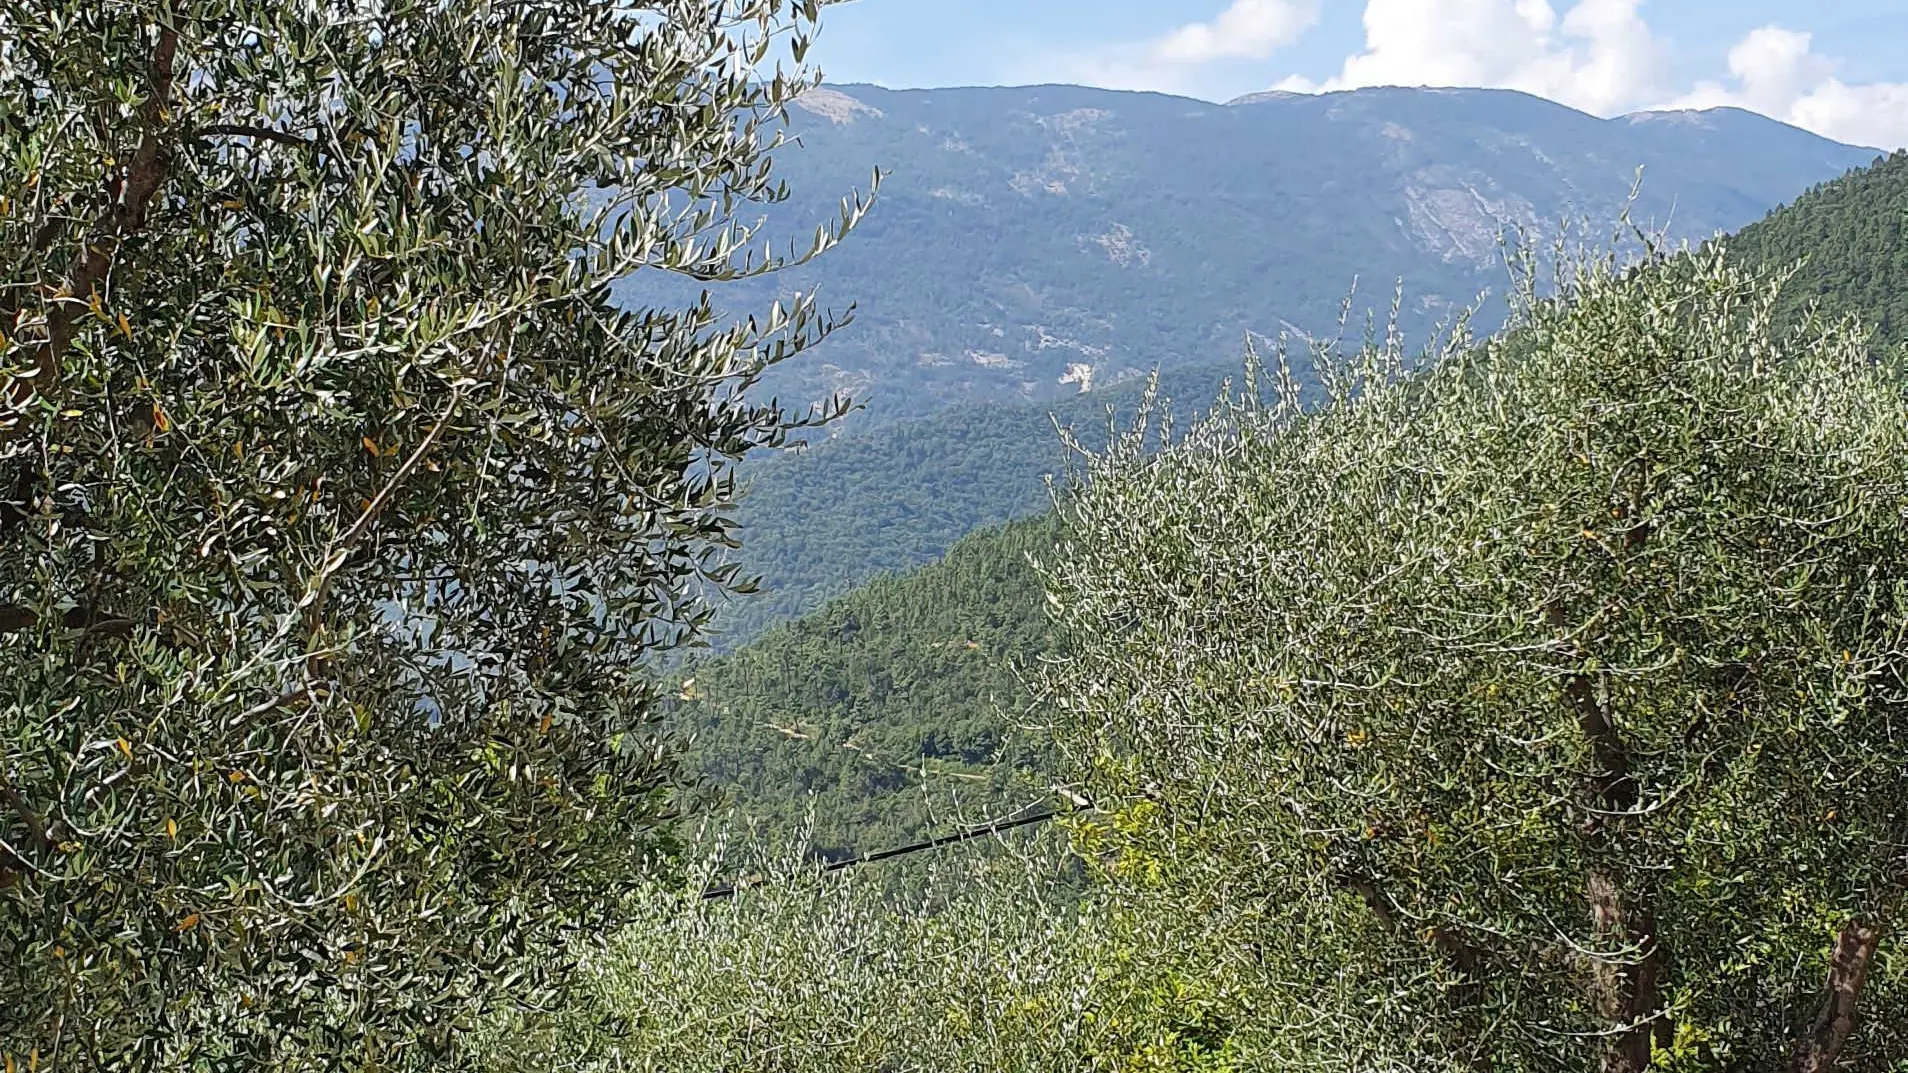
left=482, top=842, right=1252, bottom=1073
left=1046, top=244, right=1908, bottom=1069
left=0, top=1, right=863, bottom=1067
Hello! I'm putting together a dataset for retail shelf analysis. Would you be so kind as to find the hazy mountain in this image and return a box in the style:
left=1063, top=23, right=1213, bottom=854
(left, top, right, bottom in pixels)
left=617, top=82, right=1875, bottom=428
left=679, top=149, right=1908, bottom=855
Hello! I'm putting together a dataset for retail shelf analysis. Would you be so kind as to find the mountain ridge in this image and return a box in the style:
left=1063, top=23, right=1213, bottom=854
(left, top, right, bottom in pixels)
left=617, top=80, right=1875, bottom=430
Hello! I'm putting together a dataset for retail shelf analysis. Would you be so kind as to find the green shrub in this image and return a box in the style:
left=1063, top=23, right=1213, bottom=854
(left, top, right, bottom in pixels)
left=484, top=839, right=1254, bottom=1073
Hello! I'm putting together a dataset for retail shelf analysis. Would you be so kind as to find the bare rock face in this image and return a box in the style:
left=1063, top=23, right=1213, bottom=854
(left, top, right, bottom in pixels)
left=791, top=86, right=885, bottom=125
left=1400, top=177, right=1542, bottom=266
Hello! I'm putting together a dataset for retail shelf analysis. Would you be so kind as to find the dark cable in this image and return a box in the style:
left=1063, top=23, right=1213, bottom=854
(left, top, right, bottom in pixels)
left=698, top=804, right=1069, bottom=901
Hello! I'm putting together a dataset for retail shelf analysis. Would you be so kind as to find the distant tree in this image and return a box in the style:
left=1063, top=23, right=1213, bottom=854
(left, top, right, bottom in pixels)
left=1047, top=246, right=1908, bottom=1071
left=0, top=1, right=867, bottom=1067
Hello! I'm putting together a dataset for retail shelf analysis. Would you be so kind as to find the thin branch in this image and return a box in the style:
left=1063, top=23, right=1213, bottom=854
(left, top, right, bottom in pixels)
left=1341, top=869, right=1493, bottom=1070
left=699, top=804, right=1065, bottom=901
left=0, top=603, right=138, bottom=639
left=0, top=769, right=54, bottom=853
left=189, top=123, right=315, bottom=148
left=303, top=389, right=465, bottom=633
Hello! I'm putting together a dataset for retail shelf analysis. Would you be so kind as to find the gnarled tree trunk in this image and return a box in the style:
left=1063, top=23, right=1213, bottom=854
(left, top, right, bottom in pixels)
left=1788, top=921, right=1882, bottom=1073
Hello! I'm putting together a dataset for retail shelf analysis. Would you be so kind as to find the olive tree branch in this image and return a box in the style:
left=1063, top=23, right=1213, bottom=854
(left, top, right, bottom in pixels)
left=0, top=781, right=50, bottom=850
left=303, top=387, right=465, bottom=635
left=188, top=123, right=315, bottom=148
left=3, top=25, right=178, bottom=435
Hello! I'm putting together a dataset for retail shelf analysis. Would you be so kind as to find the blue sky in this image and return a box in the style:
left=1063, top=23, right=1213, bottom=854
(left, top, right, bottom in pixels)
left=805, top=1, right=1908, bottom=148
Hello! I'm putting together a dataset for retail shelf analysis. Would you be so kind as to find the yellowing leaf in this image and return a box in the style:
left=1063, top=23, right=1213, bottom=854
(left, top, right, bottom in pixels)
left=176, top=912, right=200, bottom=932
left=115, top=737, right=133, bottom=760
left=538, top=712, right=554, bottom=735
left=116, top=311, right=131, bottom=340
left=227, top=769, right=246, bottom=783
left=362, top=436, right=380, bottom=455
left=164, top=817, right=178, bottom=839
left=151, top=405, right=170, bottom=433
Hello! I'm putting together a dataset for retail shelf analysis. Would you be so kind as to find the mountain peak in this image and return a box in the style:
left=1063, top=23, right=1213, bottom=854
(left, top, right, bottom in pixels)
left=1618, top=104, right=1883, bottom=152
left=1225, top=89, right=1303, bottom=107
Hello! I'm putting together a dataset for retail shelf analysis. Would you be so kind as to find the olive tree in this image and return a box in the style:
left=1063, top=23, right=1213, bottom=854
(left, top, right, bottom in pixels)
left=479, top=838, right=1252, bottom=1073
left=0, top=1, right=867, bottom=1067
left=1046, top=247, right=1908, bottom=1071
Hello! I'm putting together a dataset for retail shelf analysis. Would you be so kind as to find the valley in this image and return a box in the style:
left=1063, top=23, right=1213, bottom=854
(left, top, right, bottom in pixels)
left=678, top=146, right=1908, bottom=860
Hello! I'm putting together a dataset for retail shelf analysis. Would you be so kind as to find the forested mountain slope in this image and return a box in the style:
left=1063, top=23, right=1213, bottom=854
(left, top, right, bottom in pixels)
left=679, top=150, right=1908, bottom=859
left=714, top=356, right=1256, bottom=643
left=1722, top=150, right=1908, bottom=348
left=671, top=515, right=1060, bottom=859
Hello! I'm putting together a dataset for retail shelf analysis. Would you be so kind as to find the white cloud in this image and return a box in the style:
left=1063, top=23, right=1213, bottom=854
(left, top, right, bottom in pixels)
left=1670, top=27, right=1908, bottom=150
left=1042, top=1, right=1908, bottom=150
left=1153, top=0, right=1323, bottom=65
left=1038, top=0, right=1321, bottom=97
left=1282, top=0, right=1672, bottom=116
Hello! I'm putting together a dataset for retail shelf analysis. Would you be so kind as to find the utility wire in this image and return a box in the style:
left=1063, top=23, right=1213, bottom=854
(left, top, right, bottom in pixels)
left=698, top=804, right=1071, bottom=901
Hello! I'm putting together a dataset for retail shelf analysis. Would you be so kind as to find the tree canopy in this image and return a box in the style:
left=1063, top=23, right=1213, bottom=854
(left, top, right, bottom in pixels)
left=1047, top=244, right=1908, bottom=1070
left=0, top=1, right=865, bottom=1067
